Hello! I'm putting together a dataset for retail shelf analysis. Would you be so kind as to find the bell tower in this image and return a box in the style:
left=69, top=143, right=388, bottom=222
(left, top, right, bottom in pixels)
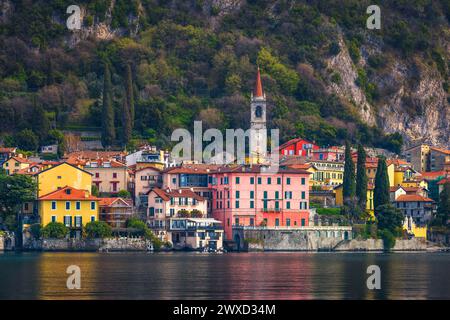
left=249, top=67, right=267, bottom=164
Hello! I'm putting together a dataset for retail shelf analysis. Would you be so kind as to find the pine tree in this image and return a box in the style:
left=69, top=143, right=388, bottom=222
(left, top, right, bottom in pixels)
left=122, top=98, right=132, bottom=146
left=125, top=63, right=135, bottom=126
left=343, top=141, right=355, bottom=200
left=437, top=182, right=450, bottom=226
left=374, top=156, right=390, bottom=213
left=101, top=63, right=115, bottom=148
left=355, top=144, right=368, bottom=210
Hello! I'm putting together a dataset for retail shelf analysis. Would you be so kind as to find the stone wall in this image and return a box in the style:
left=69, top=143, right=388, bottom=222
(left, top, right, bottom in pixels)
left=233, top=227, right=429, bottom=251
left=24, top=238, right=153, bottom=252
left=233, top=226, right=352, bottom=251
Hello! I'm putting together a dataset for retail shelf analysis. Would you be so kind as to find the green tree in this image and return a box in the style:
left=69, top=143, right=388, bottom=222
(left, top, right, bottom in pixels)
left=122, top=98, right=132, bottom=146
left=177, top=209, right=190, bottom=217
left=375, top=204, right=404, bottom=250
left=355, top=144, right=368, bottom=210
left=31, top=101, right=50, bottom=144
left=46, top=129, right=65, bottom=158
left=436, top=182, right=450, bottom=226
left=190, top=209, right=203, bottom=218
left=101, top=63, right=115, bottom=148
left=117, top=189, right=131, bottom=198
left=125, top=63, right=135, bottom=125
left=41, top=222, right=69, bottom=239
left=374, top=156, right=390, bottom=214
left=343, top=141, right=355, bottom=200
left=14, top=129, right=39, bottom=152
left=0, top=173, right=36, bottom=231
left=91, top=184, right=99, bottom=197
left=85, top=221, right=112, bottom=238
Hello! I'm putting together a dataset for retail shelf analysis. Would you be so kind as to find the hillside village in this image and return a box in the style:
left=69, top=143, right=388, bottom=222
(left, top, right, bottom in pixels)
left=1, top=70, right=449, bottom=252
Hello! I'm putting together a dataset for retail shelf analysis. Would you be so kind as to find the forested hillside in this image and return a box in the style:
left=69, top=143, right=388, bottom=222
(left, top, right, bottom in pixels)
left=0, top=0, right=449, bottom=153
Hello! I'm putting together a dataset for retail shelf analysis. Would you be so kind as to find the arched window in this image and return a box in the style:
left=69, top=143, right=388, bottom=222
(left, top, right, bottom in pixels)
left=255, top=105, right=262, bottom=118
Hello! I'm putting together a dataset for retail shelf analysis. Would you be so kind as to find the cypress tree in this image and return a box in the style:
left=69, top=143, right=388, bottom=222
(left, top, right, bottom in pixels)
left=355, top=144, right=368, bottom=210
left=101, top=63, right=115, bottom=148
left=437, top=182, right=450, bottom=226
left=31, top=96, right=50, bottom=144
left=125, top=63, right=135, bottom=126
left=374, top=156, right=390, bottom=213
left=343, top=141, right=356, bottom=200
left=122, top=98, right=132, bottom=146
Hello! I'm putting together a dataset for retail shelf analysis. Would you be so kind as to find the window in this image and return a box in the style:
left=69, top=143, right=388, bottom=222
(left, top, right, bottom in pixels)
left=95, top=173, right=99, bottom=178
left=286, top=177, right=291, bottom=185
left=51, top=215, right=57, bottom=223
left=277, top=177, right=281, bottom=185
left=263, top=191, right=268, bottom=199
left=63, top=216, right=72, bottom=227
left=250, top=177, right=255, bottom=184
left=76, top=201, right=81, bottom=210
left=113, top=172, right=117, bottom=179
left=301, top=219, right=305, bottom=226
left=286, top=218, right=291, bottom=227
left=227, top=218, right=230, bottom=227
left=250, top=218, right=254, bottom=226
left=51, top=201, right=57, bottom=210
left=90, top=216, right=96, bottom=222
left=267, top=177, right=271, bottom=184
left=235, top=201, right=239, bottom=208
left=236, top=177, right=240, bottom=184
left=235, top=218, right=240, bottom=225
left=275, top=218, right=279, bottom=226
left=65, top=201, right=70, bottom=210
left=250, top=201, right=254, bottom=209
left=236, top=191, right=240, bottom=199
left=257, top=177, right=262, bottom=184
left=286, top=201, right=291, bottom=209
left=275, top=201, right=279, bottom=209
left=90, top=201, right=96, bottom=210
left=172, top=178, right=176, bottom=184
left=250, top=191, right=254, bottom=199
left=75, top=216, right=82, bottom=228
left=275, top=191, right=279, bottom=199
left=301, top=191, right=306, bottom=199
left=301, top=178, right=306, bottom=185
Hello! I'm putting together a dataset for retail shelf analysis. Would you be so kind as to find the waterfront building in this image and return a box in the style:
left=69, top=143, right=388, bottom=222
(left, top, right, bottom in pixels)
left=168, top=218, right=224, bottom=251
left=394, top=194, right=435, bottom=238
left=134, top=166, right=163, bottom=207
left=99, top=197, right=134, bottom=228
left=209, top=165, right=311, bottom=240
left=36, top=162, right=92, bottom=197
left=279, top=138, right=319, bottom=157
left=83, top=159, right=128, bottom=195
left=147, top=187, right=208, bottom=241
left=38, top=186, right=99, bottom=233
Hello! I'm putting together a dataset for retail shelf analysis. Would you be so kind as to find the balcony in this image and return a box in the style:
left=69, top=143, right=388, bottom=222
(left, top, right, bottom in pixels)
left=261, top=208, right=281, bottom=213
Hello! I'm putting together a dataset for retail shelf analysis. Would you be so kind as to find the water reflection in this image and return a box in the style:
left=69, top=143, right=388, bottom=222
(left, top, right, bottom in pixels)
left=0, top=252, right=449, bottom=300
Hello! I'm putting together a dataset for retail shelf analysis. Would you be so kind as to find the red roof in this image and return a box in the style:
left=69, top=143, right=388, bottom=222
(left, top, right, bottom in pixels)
left=98, top=197, right=132, bottom=207
left=395, top=194, right=433, bottom=202
left=419, top=171, right=446, bottom=179
left=278, top=138, right=315, bottom=151
left=253, top=67, right=264, bottom=98
left=84, top=159, right=126, bottom=168
left=0, top=147, right=16, bottom=153
left=39, top=186, right=99, bottom=201
left=8, top=156, right=31, bottom=164
left=430, top=147, right=450, bottom=155
left=149, top=187, right=205, bottom=201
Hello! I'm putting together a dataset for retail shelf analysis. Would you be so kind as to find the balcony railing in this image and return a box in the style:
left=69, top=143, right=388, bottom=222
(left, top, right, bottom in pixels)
left=261, top=208, right=281, bottom=213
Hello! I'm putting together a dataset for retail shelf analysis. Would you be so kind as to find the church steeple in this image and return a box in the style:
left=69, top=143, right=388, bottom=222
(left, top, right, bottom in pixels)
left=253, top=67, right=264, bottom=98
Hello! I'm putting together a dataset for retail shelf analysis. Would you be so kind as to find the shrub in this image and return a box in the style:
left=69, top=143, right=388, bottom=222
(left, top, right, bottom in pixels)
left=190, top=209, right=203, bottom=218
left=41, top=222, right=69, bottom=239
left=117, top=190, right=131, bottom=198
left=29, top=223, right=41, bottom=239
left=85, top=221, right=112, bottom=239
left=379, top=229, right=396, bottom=251
left=126, top=217, right=163, bottom=250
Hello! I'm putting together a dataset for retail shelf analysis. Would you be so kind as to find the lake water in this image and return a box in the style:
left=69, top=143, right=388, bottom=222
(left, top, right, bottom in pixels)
left=0, top=251, right=449, bottom=300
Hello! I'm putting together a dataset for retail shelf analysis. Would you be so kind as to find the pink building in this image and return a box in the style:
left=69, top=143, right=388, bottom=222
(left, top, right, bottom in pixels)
left=209, top=165, right=311, bottom=240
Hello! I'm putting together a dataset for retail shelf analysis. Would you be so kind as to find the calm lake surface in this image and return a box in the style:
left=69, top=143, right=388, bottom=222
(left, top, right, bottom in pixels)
left=0, top=251, right=449, bottom=300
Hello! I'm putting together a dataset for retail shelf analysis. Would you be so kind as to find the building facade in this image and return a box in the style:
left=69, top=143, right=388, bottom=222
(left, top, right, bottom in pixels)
left=209, top=165, right=311, bottom=240
left=84, top=159, right=128, bottom=195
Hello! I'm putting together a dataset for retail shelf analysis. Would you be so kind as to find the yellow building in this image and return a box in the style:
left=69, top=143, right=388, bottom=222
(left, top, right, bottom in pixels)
left=36, top=162, right=92, bottom=197
left=309, top=160, right=344, bottom=186
left=38, top=186, right=99, bottom=227
left=334, top=184, right=374, bottom=218
left=2, top=156, right=31, bottom=175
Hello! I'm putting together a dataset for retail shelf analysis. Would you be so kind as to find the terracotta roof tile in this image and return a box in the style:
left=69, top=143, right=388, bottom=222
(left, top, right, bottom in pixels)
left=395, top=194, right=433, bottom=202
left=39, top=186, right=98, bottom=201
